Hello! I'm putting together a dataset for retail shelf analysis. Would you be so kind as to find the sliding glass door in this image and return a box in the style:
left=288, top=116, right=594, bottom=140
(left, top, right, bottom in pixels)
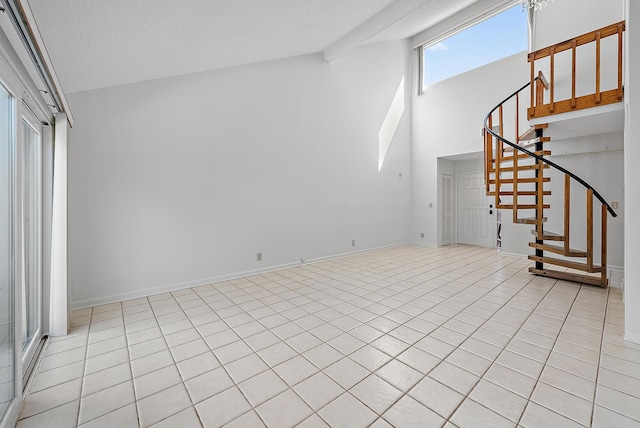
left=0, top=82, right=15, bottom=424
left=0, top=62, right=47, bottom=426
left=21, top=114, right=42, bottom=377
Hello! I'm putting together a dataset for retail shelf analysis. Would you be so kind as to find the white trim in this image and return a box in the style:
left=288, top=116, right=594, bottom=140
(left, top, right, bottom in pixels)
left=624, top=329, right=640, bottom=345
left=607, top=265, right=624, bottom=288
left=408, top=241, right=438, bottom=248
left=71, top=242, right=409, bottom=310
left=0, top=24, right=51, bottom=125
left=498, top=251, right=527, bottom=258
left=49, top=113, right=68, bottom=336
left=412, top=0, right=518, bottom=50
left=14, top=0, right=74, bottom=126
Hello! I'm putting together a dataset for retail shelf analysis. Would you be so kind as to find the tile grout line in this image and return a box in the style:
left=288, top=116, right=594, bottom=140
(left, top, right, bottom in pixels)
left=210, top=246, right=504, bottom=426
left=350, top=254, right=540, bottom=425
left=589, top=286, right=609, bottom=426
left=388, top=264, right=546, bottom=426
left=514, top=282, right=586, bottom=427
left=74, top=306, right=93, bottom=427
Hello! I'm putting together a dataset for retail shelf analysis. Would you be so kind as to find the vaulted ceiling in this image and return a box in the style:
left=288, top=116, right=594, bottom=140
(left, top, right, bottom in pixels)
left=26, top=0, right=499, bottom=94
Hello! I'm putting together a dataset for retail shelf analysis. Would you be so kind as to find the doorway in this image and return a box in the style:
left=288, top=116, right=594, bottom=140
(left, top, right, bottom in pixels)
left=456, top=171, right=495, bottom=247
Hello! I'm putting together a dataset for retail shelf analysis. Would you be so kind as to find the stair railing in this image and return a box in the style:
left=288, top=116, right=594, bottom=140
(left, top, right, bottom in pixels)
left=484, top=76, right=617, bottom=286
left=528, top=21, right=625, bottom=119
left=484, top=77, right=618, bottom=218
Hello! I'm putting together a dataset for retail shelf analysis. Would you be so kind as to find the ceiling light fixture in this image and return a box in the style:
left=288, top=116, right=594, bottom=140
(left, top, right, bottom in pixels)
left=521, top=0, right=555, bottom=11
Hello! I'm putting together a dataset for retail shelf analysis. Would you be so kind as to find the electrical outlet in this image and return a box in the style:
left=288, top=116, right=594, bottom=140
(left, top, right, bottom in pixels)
left=257, top=252, right=262, bottom=261
left=612, top=201, right=619, bottom=209
left=352, top=240, right=356, bottom=247
left=421, top=233, right=424, bottom=238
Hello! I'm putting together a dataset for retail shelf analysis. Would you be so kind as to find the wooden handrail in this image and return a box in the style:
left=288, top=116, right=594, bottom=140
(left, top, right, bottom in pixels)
left=485, top=78, right=617, bottom=218
left=528, top=21, right=625, bottom=119
left=528, top=21, right=625, bottom=61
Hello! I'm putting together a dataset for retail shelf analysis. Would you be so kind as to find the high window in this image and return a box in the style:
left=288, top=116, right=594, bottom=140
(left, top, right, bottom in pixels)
left=421, top=5, right=528, bottom=90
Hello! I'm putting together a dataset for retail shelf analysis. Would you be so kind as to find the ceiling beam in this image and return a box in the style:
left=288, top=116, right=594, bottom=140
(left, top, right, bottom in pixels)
left=324, top=0, right=437, bottom=62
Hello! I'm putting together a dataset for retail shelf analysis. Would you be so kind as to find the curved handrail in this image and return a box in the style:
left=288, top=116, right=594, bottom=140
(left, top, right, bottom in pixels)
left=484, top=79, right=618, bottom=218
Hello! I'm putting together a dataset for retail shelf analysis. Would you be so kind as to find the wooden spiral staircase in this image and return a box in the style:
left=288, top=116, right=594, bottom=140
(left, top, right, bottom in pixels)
left=483, top=21, right=625, bottom=288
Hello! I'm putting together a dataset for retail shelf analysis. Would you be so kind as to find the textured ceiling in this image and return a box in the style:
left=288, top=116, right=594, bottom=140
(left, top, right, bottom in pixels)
left=26, top=0, right=476, bottom=94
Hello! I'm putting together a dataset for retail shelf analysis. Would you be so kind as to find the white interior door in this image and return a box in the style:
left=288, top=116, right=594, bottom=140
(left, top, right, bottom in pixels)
left=456, top=171, right=494, bottom=247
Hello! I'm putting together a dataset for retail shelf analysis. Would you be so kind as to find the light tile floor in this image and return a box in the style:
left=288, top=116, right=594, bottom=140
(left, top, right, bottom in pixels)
left=15, top=245, right=640, bottom=427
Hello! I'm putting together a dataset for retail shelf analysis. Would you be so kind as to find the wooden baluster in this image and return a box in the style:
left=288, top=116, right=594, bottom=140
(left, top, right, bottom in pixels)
left=488, top=115, right=493, bottom=190
left=536, top=72, right=544, bottom=107
left=550, top=47, right=555, bottom=112
left=571, top=40, right=577, bottom=108
left=596, top=32, right=601, bottom=104
left=587, top=189, right=594, bottom=272
left=601, top=204, right=608, bottom=286
left=564, top=174, right=570, bottom=254
left=530, top=56, right=535, bottom=118
left=618, top=24, right=624, bottom=100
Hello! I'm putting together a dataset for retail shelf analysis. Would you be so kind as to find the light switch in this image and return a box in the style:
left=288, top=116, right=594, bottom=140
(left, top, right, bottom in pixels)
left=611, top=201, right=619, bottom=209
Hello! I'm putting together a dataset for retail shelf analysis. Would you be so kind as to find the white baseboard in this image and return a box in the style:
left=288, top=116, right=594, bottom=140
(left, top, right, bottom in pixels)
left=608, top=265, right=624, bottom=289
left=408, top=241, right=438, bottom=248
left=624, top=328, right=640, bottom=345
left=497, top=251, right=527, bottom=258
left=71, top=242, right=408, bottom=309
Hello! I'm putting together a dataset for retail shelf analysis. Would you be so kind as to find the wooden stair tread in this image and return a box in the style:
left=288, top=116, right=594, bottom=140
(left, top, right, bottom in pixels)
left=529, top=267, right=607, bottom=288
left=497, top=191, right=552, bottom=196
left=528, top=255, right=602, bottom=273
left=519, top=124, right=549, bottom=141
left=489, top=164, right=549, bottom=172
left=529, top=242, right=588, bottom=257
left=498, top=204, right=551, bottom=210
left=516, top=217, right=548, bottom=224
left=503, top=137, right=551, bottom=152
left=500, top=150, right=552, bottom=162
left=530, top=229, right=564, bottom=241
left=488, top=177, right=550, bottom=184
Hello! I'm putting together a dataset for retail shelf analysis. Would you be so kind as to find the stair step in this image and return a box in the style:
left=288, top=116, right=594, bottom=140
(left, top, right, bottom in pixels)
left=530, top=229, right=565, bottom=241
left=490, top=164, right=549, bottom=172
left=519, top=124, right=549, bottom=141
left=528, top=255, right=602, bottom=273
left=500, top=150, right=552, bottom=162
left=529, top=242, right=588, bottom=257
left=503, top=137, right=551, bottom=152
left=516, top=217, right=548, bottom=224
left=529, top=267, right=607, bottom=288
left=498, top=191, right=552, bottom=196
left=498, top=204, right=551, bottom=210
left=488, top=177, right=551, bottom=184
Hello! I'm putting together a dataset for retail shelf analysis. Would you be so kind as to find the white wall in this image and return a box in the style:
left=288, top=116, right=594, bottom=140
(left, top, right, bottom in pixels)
left=531, top=0, right=625, bottom=106
left=624, top=0, right=640, bottom=343
left=413, top=23, right=625, bottom=270
left=546, top=134, right=624, bottom=267
left=67, top=40, right=412, bottom=308
left=533, top=0, right=624, bottom=50
left=411, top=51, right=529, bottom=245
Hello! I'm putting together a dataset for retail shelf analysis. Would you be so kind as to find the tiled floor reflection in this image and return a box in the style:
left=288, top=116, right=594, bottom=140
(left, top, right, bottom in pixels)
left=16, top=245, right=640, bottom=427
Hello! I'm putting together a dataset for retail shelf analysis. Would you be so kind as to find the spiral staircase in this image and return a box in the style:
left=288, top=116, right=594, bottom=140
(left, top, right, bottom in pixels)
left=483, top=21, right=625, bottom=288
